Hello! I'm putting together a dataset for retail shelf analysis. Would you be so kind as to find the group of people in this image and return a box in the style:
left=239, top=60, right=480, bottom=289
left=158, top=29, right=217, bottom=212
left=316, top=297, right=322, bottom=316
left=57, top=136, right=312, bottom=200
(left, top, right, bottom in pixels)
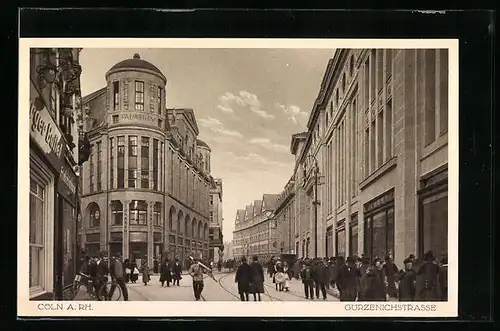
left=234, top=256, right=266, bottom=301
left=78, top=251, right=130, bottom=301
left=156, top=258, right=184, bottom=287
left=265, top=250, right=447, bottom=301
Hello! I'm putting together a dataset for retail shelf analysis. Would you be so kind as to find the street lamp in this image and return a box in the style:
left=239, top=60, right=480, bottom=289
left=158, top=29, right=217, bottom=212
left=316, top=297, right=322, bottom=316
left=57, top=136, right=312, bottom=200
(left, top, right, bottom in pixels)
left=303, top=154, right=320, bottom=258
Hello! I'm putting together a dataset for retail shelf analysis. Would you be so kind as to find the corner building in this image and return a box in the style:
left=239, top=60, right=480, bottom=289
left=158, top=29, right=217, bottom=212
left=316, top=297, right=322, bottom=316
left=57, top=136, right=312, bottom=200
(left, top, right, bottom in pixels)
left=80, top=54, right=212, bottom=268
left=291, top=49, right=449, bottom=267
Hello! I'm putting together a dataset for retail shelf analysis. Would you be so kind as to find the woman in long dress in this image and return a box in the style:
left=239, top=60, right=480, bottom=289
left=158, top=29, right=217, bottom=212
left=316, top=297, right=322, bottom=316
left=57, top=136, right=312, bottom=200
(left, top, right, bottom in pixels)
left=249, top=256, right=265, bottom=301
left=141, top=260, right=151, bottom=286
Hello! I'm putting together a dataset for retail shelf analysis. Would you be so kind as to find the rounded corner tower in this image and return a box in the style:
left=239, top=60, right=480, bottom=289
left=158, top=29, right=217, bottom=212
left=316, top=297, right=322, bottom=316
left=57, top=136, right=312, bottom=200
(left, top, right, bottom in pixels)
left=105, top=53, right=168, bottom=132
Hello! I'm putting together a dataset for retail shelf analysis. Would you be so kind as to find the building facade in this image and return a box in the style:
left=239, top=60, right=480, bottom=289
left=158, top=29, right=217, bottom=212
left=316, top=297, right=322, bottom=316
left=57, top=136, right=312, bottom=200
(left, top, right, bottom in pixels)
left=29, top=48, right=84, bottom=299
left=290, top=48, right=449, bottom=267
left=274, top=177, right=296, bottom=254
left=232, top=194, right=280, bottom=261
left=209, top=178, right=224, bottom=262
left=79, top=54, right=213, bottom=268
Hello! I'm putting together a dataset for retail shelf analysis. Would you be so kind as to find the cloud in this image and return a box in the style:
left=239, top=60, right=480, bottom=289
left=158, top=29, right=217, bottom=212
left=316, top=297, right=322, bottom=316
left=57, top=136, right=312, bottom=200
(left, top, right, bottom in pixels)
left=217, top=104, right=234, bottom=114
left=198, top=116, right=244, bottom=138
left=249, top=137, right=290, bottom=153
left=218, top=91, right=275, bottom=120
left=276, top=103, right=309, bottom=124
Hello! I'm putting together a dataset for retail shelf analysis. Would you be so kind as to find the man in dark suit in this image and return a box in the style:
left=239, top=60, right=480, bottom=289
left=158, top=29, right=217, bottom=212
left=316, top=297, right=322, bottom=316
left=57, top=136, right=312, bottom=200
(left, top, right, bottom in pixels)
left=109, top=254, right=129, bottom=301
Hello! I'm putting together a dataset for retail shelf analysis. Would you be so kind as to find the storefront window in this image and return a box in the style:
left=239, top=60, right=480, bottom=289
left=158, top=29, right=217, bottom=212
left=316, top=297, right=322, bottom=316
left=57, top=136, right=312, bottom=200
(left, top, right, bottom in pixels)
left=336, top=226, right=346, bottom=258
left=62, top=199, right=75, bottom=289
left=364, top=207, right=395, bottom=261
left=349, top=222, right=359, bottom=257
left=129, top=200, right=147, bottom=225
left=421, top=192, right=448, bottom=258
left=30, top=177, right=45, bottom=291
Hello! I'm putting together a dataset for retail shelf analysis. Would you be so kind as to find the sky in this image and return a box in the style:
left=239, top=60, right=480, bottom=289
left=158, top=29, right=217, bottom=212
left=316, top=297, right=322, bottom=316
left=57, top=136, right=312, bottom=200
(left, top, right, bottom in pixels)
left=79, top=48, right=334, bottom=242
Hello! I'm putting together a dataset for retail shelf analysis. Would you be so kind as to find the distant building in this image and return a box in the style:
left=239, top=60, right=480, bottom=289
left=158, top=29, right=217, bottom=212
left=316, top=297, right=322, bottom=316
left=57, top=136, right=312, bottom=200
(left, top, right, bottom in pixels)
left=209, top=178, right=224, bottom=262
left=223, top=241, right=234, bottom=260
left=79, top=53, right=214, bottom=268
left=232, top=194, right=280, bottom=261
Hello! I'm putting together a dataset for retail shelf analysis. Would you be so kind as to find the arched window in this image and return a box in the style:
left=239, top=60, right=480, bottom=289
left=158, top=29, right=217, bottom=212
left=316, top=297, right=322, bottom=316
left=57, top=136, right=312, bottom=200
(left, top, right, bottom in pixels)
left=111, top=200, right=123, bottom=226
left=197, top=221, right=202, bottom=239
left=168, top=206, right=176, bottom=231
left=204, top=223, right=208, bottom=241
left=192, top=219, right=196, bottom=238
left=153, top=202, right=161, bottom=226
left=184, top=215, right=190, bottom=235
left=177, top=210, right=184, bottom=234
left=86, top=202, right=101, bottom=228
left=129, top=200, right=147, bottom=225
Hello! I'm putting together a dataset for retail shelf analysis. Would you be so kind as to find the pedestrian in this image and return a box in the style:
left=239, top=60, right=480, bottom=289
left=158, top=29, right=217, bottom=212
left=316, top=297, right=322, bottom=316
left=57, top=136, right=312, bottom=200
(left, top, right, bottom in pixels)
left=153, top=257, right=159, bottom=274
left=109, top=255, right=129, bottom=301
left=357, top=256, right=371, bottom=301
left=300, top=262, right=315, bottom=300
left=292, top=259, right=301, bottom=280
left=131, top=263, right=139, bottom=283
left=364, top=258, right=387, bottom=301
left=438, top=255, right=448, bottom=301
left=159, top=258, right=172, bottom=287
left=94, top=252, right=110, bottom=301
left=172, top=258, right=182, bottom=286
left=249, top=256, right=265, bottom=301
left=189, top=257, right=205, bottom=301
left=141, top=260, right=151, bottom=286
left=337, top=256, right=360, bottom=301
left=274, top=262, right=286, bottom=291
left=397, top=258, right=416, bottom=301
left=124, top=259, right=131, bottom=283
left=235, top=256, right=252, bottom=301
left=313, top=258, right=329, bottom=300
left=415, top=251, right=440, bottom=301
left=383, top=255, right=399, bottom=300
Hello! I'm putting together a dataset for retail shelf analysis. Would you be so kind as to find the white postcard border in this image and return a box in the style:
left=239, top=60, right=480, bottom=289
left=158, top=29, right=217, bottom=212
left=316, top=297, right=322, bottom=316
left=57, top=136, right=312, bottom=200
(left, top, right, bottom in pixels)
left=18, top=38, right=459, bottom=318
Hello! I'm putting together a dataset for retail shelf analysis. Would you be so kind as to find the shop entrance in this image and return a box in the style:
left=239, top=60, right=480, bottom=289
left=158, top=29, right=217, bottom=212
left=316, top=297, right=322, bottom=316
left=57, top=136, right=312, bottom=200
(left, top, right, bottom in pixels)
left=129, top=243, right=147, bottom=263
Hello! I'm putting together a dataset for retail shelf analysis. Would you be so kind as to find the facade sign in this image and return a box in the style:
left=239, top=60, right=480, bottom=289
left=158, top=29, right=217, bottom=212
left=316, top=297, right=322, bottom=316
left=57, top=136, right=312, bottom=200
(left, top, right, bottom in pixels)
left=30, top=81, right=65, bottom=172
left=57, top=162, right=78, bottom=202
left=129, top=231, right=148, bottom=242
left=113, top=112, right=159, bottom=126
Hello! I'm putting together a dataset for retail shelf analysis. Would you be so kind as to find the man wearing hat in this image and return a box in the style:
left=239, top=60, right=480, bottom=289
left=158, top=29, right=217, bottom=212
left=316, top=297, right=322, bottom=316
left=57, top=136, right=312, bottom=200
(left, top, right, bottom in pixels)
left=337, top=256, right=360, bottom=301
left=300, top=261, right=315, bottom=300
left=189, top=257, right=205, bottom=301
left=397, top=258, right=416, bottom=301
left=414, top=250, right=440, bottom=301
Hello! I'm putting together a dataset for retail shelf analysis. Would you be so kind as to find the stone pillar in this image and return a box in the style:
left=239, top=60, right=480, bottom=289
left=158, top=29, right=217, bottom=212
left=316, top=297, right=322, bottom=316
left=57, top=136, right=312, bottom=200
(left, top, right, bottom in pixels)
left=148, top=201, right=154, bottom=266
left=149, top=137, right=153, bottom=190
left=345, top=103, right=352, bottom=258
left=124, top=135, right=129, bottom=189
left=123, top=199, right=130, bottom=259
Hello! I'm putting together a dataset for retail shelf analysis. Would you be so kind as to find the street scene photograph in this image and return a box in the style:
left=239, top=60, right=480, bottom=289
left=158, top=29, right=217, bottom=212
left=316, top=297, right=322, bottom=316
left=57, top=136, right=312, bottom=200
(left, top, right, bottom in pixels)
left=25, top=43, right=452, bottom=307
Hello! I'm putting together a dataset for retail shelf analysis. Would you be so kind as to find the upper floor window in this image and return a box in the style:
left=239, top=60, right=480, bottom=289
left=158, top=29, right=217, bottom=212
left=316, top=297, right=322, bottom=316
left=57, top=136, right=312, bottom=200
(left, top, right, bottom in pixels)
left=153, top=202, right=161, bottom=226
left=129, top=200, right=147, bottom=225
left=111, top=200, right=123, bottom=226
left=157, top=87, right=162, bottom=115
left=134, top=81, right=144, bottom=111
left=210, top=195, right=214, bottom=205
left=113, top=81, right=120, bottom=110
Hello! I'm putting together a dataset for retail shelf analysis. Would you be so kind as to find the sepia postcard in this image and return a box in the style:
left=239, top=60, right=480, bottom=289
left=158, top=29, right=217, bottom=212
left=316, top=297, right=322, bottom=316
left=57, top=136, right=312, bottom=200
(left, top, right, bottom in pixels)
left=18, top=38, right=458, bottom=317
